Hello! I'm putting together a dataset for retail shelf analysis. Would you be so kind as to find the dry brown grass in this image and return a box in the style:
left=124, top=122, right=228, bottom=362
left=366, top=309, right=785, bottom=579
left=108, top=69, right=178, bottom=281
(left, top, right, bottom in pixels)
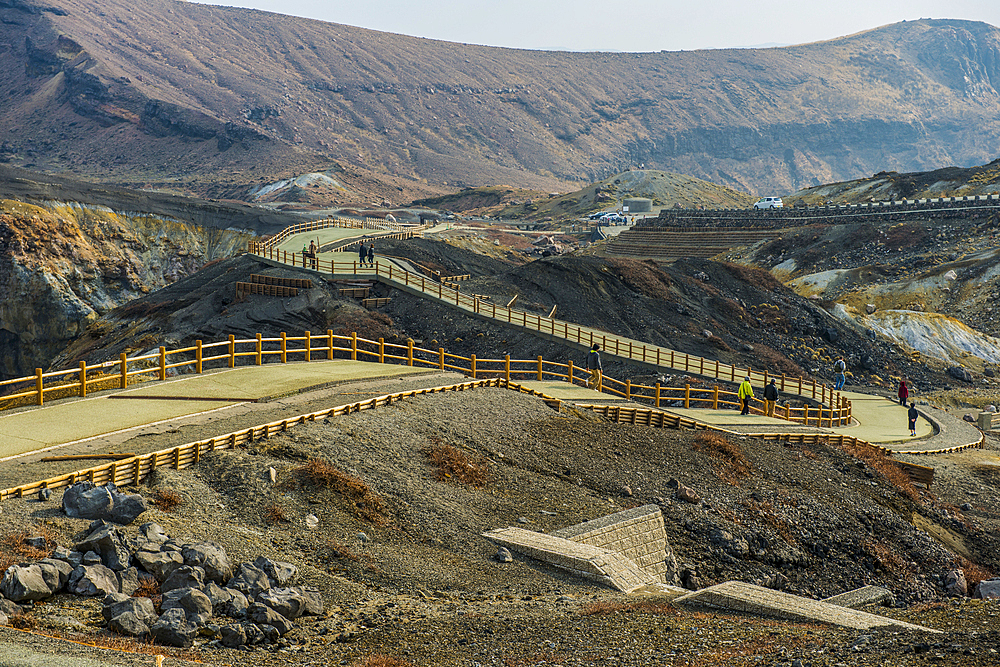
left=579, top=599, right=680, bottom=617
left=9, top=615, right=36, bottom=630
left=606, top=258, right=674, bottom=299
left=151, top=488, right=182, bottom=511
left=424, top=439, right=489, bottom=487
left=132, top=577, right=160, bottom=600
left=692, top=432, right=751, bottom=483
left=746, top=499, right=796, bottom=544
left=720, top=262, right=786, bottom=292
left=862, top=537, right=913, bottom=576
left=351, top=655, right=414, bottom=667
left=958, top=557, right=995, bottom=590
left=0, top=526, right=57, bottom=570
left=707, top=335, right=732, bottom=351
left=294, top=459, right=389, bottom=526
left=839, top=441, right=920, bottom=502
left=263, top=503, right=290, bottom=524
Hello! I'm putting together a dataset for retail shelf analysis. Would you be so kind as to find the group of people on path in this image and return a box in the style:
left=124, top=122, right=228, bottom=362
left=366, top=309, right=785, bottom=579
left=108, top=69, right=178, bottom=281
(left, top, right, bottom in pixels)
left=359, top=242, right=375, bottom=267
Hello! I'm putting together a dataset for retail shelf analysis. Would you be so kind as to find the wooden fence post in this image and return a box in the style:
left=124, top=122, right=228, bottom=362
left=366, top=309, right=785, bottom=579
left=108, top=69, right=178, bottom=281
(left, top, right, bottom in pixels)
left=379, top=338, right=385, bottom=363
left=159, top=347, right=167, bottom=381
left=327, top=330, right=335, bottom=360
left=305, top=331, right=311, bottom=362
left=713, top=385, right=719, bottom=410
left=684, top=384, right=690, bottom=409
left=351, top=332, right=358, bottom=361
left=655, top=382, right=661, bottom=408
left=79, top=361, right=87, bottom=398
left=280, top=332, right=287, bottom=363
left=36, top=368, right=43, bottom=406
left=229, top=335, right=236, bottom=368
left=537, top=356, right=543, bottom=381
left=505, top=355, right=510, bottom=382
left=196, top=340, right=203, bottom=374
left=471, top=354, right=477, bottom=379
left=256, top=334, right=263, bottom=365
left=120, top=353, right=128, bottom=389
left=626, top=380, right=631, bottom=400
left=568, top=361, right=574, bottom=385
left=439, top=348, right=445, bottom=370
left=804, top=405, right=810, bottom=426
left=407, top=339, right=414, bottom=366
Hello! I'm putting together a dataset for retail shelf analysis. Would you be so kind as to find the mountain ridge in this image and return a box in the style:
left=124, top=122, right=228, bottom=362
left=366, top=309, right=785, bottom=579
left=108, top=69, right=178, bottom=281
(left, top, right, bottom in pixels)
left=2, top=1, right=1000, bottom=202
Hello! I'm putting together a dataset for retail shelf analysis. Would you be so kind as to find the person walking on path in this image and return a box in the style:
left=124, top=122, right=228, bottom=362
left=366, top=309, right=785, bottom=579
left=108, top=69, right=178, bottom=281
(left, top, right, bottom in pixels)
left=897, top=379, right=909, bottom=406
left=586, top=343, right=603, bottom=391
left=834, top=357, right=846, bottom=391
left=738, top=376, right=755, bottom=416
left=308, top=240, right=318, bottom=269
left=358, top=242, right=367, bottom=267
left=908, top=402, right=918, bottom=436
left=763, top=379, right=779, bottom=417
left=367, top=242, right=375, bottom=268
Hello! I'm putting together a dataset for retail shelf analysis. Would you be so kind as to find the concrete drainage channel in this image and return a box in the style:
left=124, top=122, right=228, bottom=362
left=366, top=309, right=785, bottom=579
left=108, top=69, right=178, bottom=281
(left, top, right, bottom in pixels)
left=484, top=505, right=941, bottom=633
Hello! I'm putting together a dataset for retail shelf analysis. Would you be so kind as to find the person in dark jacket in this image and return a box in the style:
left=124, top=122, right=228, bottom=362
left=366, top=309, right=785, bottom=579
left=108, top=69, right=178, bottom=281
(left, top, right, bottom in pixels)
left=367, top=242, right=375, bottom=267
left=898, top=380, right=909, bottom=406
left=763, top=379, right=779, bottom=417
left=586, top=343, right=602, bottom=391
left=908, top=402, right=918, bottom=436
left=358, top=242, right=367, bottom=266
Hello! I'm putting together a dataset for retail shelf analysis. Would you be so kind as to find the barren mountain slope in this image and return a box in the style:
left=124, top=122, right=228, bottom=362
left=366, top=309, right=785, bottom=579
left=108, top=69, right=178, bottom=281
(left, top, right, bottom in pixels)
left=2, top=0, right=1000, bottom=198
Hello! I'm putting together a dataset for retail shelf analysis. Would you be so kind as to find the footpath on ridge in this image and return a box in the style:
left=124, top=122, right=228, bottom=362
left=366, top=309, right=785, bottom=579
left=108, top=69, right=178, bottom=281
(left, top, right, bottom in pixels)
left=269, top=228, right=985, bottom=455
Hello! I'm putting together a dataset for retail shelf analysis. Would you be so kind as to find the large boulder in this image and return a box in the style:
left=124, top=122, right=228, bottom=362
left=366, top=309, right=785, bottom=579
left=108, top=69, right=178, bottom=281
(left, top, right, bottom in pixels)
left=139, top=523, right=169, bottom=544
left=135, top=549, right=184, bottom=582
left=108, top=611, right=150, bottom=637
left=103, top=596, right=157, bottom=626
left=182, top=542, right=233, bottom=584
left=257, top=587, right=307, bottom=620
left=67, top=564, right=120, bottom=596
left=253, top=557, right=297, bottom=587
left=948, top=366, right=974, bottom=383
left=222, top=588, right=249, bottom=618
left=247, top=602, right=294, bottom=635
left=150, top=607, right=198, bottom=648
left=227, top=563, right=271, bottom=599
left=61, top=482, right=147, bottom=525
left=160, top=587, right=213, bottom=626
left=117, top=567, right=141, bottom=596
left=74, top=524, right=133, bottom=571
left=160, top=566, right=205, bottom=593
left=37, top=559, right=74, bottom=594
left=0, top=564, right=52, bottom=602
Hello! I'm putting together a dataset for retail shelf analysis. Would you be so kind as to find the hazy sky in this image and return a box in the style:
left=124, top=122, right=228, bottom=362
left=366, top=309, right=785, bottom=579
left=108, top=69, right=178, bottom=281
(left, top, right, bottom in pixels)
left=192, top=0, right=1000, bottom=52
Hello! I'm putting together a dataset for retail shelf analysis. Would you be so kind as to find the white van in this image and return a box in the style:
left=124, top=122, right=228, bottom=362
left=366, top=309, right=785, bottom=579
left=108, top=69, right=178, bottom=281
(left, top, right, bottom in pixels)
left=754, top=197, right=783, bottom=209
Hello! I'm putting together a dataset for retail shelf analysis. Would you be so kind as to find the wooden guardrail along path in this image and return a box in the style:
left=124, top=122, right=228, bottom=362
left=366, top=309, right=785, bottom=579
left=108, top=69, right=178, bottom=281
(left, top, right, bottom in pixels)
left=236, top=282, right=299, bottom=298
left=0, top=379, right=504, bottom=501
left=250, top=274, right=313, bottom=289
left=361, top=298, right=392, bottom=309
left=249, top=234, right=850, bottom=417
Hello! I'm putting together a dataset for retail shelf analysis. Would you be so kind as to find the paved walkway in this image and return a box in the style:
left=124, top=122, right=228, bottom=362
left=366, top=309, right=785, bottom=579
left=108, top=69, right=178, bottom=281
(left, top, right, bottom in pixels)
left=518, top=380, right=981, bottom=454
left=0, top=361, right=432, bottom=462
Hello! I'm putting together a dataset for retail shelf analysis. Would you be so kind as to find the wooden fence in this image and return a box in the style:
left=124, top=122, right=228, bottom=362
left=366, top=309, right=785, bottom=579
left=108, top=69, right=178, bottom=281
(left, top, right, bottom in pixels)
left=0, top=379, right=503, bottom=501
left=0, top=330, right=850, bottom=429
left=249, top=240, right=850, bottom=417
left=247, top=215, right=413, bottom=254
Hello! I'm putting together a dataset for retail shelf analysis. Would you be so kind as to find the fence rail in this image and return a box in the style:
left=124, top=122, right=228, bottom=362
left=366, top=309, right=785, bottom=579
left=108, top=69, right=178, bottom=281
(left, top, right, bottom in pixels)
left=0, top=379, right=504, bottom=501
left=247, top=215, right=414, bottom=254
left=249, top=240, right=850, bottom=417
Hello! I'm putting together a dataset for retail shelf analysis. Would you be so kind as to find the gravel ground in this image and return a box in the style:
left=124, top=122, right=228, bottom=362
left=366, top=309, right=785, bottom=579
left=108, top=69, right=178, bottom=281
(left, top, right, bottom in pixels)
left=1, top=385, right=1000, bottom=665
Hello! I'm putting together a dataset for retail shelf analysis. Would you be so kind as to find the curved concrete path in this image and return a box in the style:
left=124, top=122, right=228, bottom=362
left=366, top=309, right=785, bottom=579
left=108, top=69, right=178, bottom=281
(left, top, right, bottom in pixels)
left=0, top=361, right=433, bottom=462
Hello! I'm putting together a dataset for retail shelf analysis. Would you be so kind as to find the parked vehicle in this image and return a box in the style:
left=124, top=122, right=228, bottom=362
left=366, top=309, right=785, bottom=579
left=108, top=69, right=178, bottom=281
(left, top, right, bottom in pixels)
left=599, top=214, right=627, bottom=224
left=753, top=197, right=783, bottom=209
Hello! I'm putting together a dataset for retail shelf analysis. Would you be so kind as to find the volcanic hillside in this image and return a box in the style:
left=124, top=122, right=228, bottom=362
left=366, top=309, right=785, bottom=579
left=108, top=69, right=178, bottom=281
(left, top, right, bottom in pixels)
left=3, top=0, right=1000, bottom=199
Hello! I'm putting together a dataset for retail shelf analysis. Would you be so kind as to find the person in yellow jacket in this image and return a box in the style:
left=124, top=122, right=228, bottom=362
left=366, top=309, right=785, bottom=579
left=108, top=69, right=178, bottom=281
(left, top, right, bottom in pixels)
left=738, top=376, right=754, bottom=415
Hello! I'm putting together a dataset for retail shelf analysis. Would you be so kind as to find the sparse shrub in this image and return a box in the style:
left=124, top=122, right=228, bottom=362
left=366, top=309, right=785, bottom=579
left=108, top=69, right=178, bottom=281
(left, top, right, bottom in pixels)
left=264, top=504, right=290, bottom=524
left=958, top=558, right=995, bottom=590
left=691, top=432, right=751, bottom=482
left=0, top=526, right=56, bottom=569
left=294, top=459, right=388, bottom=526
left=579, top=599, right=679, bottom=617
left=707, top=335, right=732, bottom=351
left=719, top=262, right=785, bottom=292
left=839, top=441, right=919, bottom=502
left=9, top=614, right=36, bottom=630
left=424, top=439, right=489, bottom=487
left=862, top=537, right=912, bottom=575
left=351, top=655, right=414, bottom=667
left=132, top=577, right=160, bottom=600
left=151, top=488, right=182, bottom=511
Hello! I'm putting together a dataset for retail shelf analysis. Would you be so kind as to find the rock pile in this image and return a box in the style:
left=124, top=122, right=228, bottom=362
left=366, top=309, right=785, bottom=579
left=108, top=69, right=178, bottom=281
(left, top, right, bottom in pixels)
left=0, top=521, right=323, bottom=649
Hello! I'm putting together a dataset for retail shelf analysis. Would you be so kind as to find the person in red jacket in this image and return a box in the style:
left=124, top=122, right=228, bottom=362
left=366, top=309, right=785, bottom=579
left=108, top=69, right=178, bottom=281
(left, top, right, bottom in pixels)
left=897, top=379, right=909, bottom=406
